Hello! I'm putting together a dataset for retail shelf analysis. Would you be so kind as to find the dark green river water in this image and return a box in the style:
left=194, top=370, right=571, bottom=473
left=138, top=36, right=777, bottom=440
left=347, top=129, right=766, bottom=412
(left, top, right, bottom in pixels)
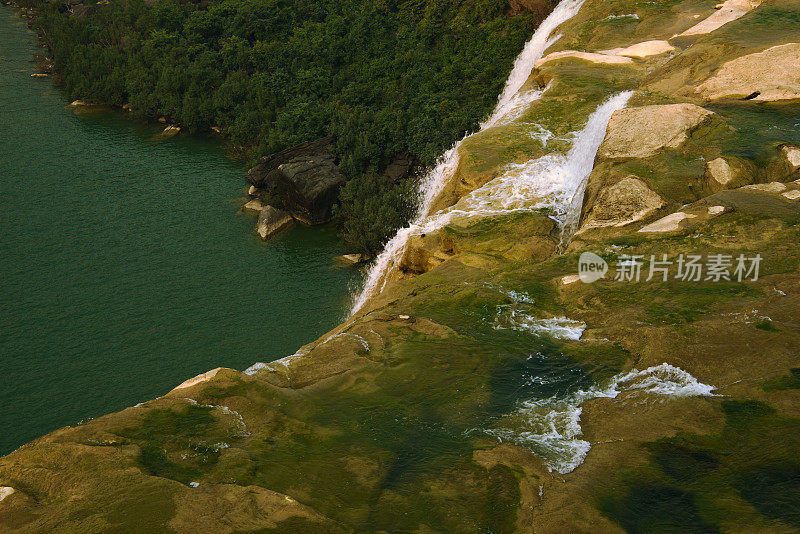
left=0, top=8, right=357, bottom=455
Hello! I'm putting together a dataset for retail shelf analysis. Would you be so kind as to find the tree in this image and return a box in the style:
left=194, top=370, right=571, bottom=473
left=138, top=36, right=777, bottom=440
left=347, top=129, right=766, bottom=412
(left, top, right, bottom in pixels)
left=334, top=174, right=417, bottom=258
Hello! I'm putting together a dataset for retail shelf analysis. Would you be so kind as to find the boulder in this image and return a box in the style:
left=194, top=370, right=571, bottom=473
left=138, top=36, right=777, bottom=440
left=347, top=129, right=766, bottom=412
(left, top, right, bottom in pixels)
left=767, top=143, right=800, bottom=182
left=242, top=198, right=265, bottom=213
left=0, top=487, right=14, bottom=502
left=256, top=206, right=293, bottom=240
left=783, top=144, right=800, bottom=171
left=695, top=43, right=800, bottom=102
left=248, top=137, right=345, bottom=225
left=580, top=176, right=665, bottom=230
left=597, top=104, right=716, bottom=159
left=334, top=254, right=365, bottom=267
left=160, top=125, right=180, bottom=138
left=702, top=156, right=755, bottom=194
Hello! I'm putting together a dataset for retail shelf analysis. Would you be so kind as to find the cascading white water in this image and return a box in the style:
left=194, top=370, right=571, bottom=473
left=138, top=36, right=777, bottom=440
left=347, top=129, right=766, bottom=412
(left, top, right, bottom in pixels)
left=424, top=91, right=633, bottom=231
left=350, top=0, right=588, bottom=315
left=484, top=363, right=716, bottom=474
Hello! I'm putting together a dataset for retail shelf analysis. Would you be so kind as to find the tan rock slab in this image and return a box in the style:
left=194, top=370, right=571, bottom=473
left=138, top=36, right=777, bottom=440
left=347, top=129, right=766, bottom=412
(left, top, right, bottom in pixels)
left=599, top=40, right=675, bottom=59
left=676, top=0, right=762, bottom=37
left=535, top=51, right=633, bottom=68
left=741, top=182, right=788, bottom=193
left=638, top=212, right=696, bottom=232
left=173, top=368, right=222, bottom=390
left=695, top=43, right=800, bottom=101
left=598, top=104, right=715, bottom=159
left=242, top=198, right=265, bottom=212
left=782, top=190, right=800, bottom=201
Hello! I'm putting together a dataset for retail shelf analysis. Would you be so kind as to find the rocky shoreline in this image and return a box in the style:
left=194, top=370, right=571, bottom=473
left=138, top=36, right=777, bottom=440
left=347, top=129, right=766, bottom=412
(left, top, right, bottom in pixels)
left=2, top=0, right=800, bottom=531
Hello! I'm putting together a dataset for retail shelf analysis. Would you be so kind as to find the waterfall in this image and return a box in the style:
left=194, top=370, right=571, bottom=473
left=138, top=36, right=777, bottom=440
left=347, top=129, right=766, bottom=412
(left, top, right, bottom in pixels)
left=350, top=0, right=588, bottom=315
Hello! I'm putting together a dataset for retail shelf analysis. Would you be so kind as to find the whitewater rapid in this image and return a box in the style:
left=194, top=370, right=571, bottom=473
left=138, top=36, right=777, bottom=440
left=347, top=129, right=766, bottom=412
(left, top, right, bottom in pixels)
left=350, top=0, right=589, bottom=314
left=484, top=362, right=716, bottom=474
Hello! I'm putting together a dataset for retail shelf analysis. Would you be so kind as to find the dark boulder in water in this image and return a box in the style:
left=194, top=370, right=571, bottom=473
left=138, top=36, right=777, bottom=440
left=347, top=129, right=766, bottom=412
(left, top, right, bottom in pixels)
left=247, top=137, right=345, bottom=225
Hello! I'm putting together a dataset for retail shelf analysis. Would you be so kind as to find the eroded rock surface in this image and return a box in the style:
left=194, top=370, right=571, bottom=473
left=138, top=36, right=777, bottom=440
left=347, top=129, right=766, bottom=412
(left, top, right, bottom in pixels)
left=255, top=206, right=293, bottom=240
left=248, top=137, right=345, bottom=224
left=695, top=43, right=800, bottom=102
left=580, top=176, right=665, bottom=230
left=597, top=104, right=716, bottom=159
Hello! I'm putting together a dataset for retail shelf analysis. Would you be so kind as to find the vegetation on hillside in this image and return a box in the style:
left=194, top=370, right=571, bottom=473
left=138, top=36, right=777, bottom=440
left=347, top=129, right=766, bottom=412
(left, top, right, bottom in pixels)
left=334, top=172, right=418, bottom=257
left=24, top=0, right=545, bottom=168
left=21, top=0, right=551, bottom=252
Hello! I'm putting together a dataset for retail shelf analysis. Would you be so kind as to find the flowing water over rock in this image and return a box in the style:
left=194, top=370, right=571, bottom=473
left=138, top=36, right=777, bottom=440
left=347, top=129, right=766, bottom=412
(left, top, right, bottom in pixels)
left=351, top=0, right=589, bottom=313
left=485, top=360, right=716, bottom=474
left=0, top=9, right=356, bottom=455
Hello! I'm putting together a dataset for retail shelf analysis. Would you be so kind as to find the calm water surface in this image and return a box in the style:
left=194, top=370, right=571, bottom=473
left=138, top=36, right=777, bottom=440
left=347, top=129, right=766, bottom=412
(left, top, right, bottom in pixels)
left=0, top=8, right=356, bottom=454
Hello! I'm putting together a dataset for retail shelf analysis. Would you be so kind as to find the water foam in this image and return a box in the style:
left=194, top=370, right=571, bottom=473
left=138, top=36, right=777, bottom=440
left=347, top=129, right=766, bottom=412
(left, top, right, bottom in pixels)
left=485, top=363, right=716, bottom=473
left=496, top=312, right=587, bottom=341
left=350, top=0, right=588, bottom=314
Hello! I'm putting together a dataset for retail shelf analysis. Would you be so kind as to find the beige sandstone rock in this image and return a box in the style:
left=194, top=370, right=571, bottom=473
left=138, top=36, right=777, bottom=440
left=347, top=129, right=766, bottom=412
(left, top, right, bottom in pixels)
left=782, top=144, right=800, bottom=171
left=334, top=253, right=364, bottom=266
left=534, top=51, right=633, bottom=68
left=638, top=212, right=696, bottom=233
left=0, top=487, right=14, bottom=503
left=703, top=156, right=755, bottom=194
left=741, top=182, right=787, bottom=193
left=676, top=0, right=762, bottom=36
left=242, top=198, right=265, bottom=213
left=247, top=185, right=259, bottom=196
left=695, top=43, right=800, bottom=101
left=782, top=190, right=800, bottom=201
left=160, top=125, right=181, bottom=138
left=173, top=368, right=222, bottom=390
left=581, top=176, right=665, bottom=230
left=256, top=205, right=293, bottom=240
left=599, top=40, right=675, bottom=58
left=597, top=104, right=715, bottom=159
left=708, top=205, right=726, bottom=215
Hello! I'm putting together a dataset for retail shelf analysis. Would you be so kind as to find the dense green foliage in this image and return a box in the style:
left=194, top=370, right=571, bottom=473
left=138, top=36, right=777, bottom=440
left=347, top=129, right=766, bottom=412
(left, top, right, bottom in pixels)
left=26, top=0, right=543, bottom=174
left=23, top=0, right=550, bottom=253
left=334, top=173, right=417, bottom=257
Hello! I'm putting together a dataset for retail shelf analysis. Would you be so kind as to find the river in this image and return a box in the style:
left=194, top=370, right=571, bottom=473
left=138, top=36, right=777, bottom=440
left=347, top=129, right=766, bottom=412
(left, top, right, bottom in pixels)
left=0, top=7, right=356, bottom=454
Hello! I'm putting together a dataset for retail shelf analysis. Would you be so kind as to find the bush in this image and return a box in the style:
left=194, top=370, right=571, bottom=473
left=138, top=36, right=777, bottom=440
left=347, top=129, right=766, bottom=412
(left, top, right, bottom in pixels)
left=334, top=174, right=418, bottom=258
